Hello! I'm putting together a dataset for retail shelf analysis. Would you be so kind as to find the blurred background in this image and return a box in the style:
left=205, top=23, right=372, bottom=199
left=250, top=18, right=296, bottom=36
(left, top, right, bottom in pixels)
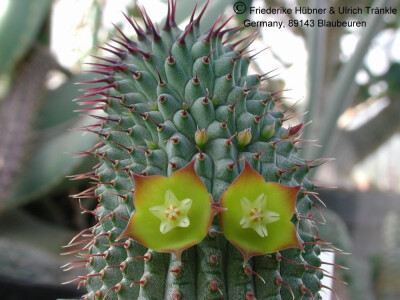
left=0, top=0, right=399, bottom=299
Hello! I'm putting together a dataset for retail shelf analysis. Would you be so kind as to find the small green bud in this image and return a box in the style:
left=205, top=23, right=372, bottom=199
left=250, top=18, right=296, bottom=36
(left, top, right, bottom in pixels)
left=261, top=123, right=276, bottom=141
left=145, top=139, right=159, bottom=150
left=195, top=128, right=209, bottom=148
left=237, top=128, right=252, bottom=149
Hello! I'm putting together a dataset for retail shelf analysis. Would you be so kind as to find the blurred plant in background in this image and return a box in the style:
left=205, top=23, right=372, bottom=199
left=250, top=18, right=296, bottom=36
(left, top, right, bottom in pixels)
left=0, top=0, right=399, bottom=299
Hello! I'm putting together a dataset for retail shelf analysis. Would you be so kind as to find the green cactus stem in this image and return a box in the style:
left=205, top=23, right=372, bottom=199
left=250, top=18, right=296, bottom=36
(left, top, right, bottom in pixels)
left=63, top=1, right=341, bottom=299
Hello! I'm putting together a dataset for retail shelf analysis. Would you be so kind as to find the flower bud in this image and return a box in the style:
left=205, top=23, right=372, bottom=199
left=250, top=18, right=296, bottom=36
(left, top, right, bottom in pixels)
left=281, top=123, right=303, bottom=139
left=145, top=139, right=158, bottom=150
left=238, top=128, right=252, bottom=149
left=261, top=123, right=276, bottom=141
left=195, top=128, right=208, bottom=148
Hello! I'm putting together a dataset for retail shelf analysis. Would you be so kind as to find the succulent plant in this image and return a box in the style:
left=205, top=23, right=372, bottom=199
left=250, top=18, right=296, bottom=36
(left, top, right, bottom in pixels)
left=64, top=1, right=341, bottom=299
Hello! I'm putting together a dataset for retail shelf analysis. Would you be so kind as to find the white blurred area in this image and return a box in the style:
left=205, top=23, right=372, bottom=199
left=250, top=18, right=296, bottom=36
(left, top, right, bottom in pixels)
left=50, top=0, right=400, bottom=195
left=319, top=252, right=335, bottom=300
left=51, top=0, right=167, bottom=71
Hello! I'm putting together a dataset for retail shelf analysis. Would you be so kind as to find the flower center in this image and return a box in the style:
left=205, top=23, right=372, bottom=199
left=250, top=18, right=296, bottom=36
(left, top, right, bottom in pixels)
left=165, top=205, right=181, bottom=220
left=249, top=208, right=264, bottom=222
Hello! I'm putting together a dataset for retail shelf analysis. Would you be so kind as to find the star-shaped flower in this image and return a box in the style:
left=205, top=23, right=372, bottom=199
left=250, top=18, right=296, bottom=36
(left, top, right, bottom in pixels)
left=149, top=190, right=192, bottom=234
left=220, top=160, right=303, bottom=264
left=239, top=193, right=280, bottom=237
left=118, top=159, right=218, bottom=259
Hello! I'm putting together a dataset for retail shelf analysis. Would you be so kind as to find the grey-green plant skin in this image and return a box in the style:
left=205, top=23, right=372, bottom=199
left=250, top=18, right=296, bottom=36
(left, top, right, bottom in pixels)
left=66, top=1, right=329, bottom=299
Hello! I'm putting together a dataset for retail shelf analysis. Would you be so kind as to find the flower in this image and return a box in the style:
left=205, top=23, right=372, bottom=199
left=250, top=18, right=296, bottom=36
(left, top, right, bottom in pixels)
left=118, top=159, right=216, bottom=259
left=220, top=160, right=303, bottom=263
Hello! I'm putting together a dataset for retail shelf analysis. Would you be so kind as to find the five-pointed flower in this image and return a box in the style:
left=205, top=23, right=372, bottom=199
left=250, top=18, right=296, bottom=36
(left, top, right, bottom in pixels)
left=220, top=160, right=303, bottom=263
left=149, top=189, right=192, bottom=234
left=239, top=193, right=280, bottom=237
left=118, top=159, right=216, bottom=259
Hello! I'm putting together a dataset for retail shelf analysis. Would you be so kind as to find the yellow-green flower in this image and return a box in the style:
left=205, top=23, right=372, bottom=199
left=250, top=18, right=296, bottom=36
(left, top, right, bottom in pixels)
left=220, top=160, right=303, bottom=264
left=119, top=159, right=216, bottom=259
